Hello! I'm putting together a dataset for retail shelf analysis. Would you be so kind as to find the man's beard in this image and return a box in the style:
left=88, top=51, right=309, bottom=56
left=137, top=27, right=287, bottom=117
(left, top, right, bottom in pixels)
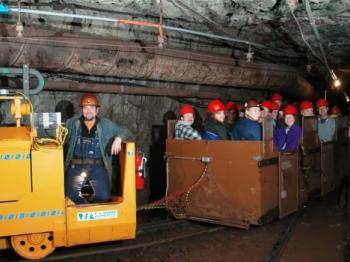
left=83, top=115, right=95, bottom=121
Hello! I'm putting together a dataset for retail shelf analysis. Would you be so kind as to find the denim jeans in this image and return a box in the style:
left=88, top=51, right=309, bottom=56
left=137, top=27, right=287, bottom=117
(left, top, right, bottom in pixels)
left=65, top=163, right=110, bottom=204
left=66, top=133, right=110, bottom=204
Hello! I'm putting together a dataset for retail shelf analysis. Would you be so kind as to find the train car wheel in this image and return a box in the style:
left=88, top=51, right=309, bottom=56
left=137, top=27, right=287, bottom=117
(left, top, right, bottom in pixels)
left=11, top=232, right=55, bottom=260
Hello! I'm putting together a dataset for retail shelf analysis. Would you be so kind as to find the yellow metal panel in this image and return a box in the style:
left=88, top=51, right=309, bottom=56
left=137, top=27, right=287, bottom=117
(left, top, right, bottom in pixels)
left=0, top=127, right=31, bottom=202
left=66, top=142, right=136, bottom=246
left=0, top=144, right=65, bottom=243
left=0, top=127, right=31, bottom=141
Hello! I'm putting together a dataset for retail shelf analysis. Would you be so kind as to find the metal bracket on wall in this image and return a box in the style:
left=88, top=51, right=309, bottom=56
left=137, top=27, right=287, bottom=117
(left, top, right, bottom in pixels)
left=166, top=155, right=212, bottom=164
left=258, top=157, right=278, bottom=168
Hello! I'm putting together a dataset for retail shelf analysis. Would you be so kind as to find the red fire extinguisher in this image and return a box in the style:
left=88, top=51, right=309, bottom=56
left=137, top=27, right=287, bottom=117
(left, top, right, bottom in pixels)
left=135, top=151, right=147, bottom=190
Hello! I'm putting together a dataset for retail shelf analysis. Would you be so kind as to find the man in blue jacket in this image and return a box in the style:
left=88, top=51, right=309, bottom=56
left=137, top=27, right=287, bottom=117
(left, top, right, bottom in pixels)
left=230, top=99, right=262, bottom=141
left=64, top=93, right=131, bottom=204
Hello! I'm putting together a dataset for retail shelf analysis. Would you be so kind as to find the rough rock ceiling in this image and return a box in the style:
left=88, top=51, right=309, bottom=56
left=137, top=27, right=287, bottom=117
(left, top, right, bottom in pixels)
left=4, top=0, right=349, bottom=70
left=1, top=0, right=349, bottom=99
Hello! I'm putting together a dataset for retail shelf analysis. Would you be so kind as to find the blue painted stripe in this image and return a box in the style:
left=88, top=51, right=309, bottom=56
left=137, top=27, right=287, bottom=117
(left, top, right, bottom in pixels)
left=0, top=210, right=65, bottom=221
left=0, top=154, right=31, bottom=161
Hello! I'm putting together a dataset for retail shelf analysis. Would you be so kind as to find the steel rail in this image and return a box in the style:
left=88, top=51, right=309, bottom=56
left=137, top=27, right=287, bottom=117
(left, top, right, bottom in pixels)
left=37, top=225, right=225, bottom=261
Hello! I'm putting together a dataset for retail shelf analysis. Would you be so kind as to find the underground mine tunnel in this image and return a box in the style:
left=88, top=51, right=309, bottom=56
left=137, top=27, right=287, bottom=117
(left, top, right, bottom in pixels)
left=0, top=0, right=349, bottom=261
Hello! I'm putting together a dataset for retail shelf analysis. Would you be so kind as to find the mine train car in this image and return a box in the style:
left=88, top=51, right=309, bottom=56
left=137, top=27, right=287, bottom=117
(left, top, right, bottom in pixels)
left=0, top=94, right=136, bottom=260
left=165, top=116, right=349, bottom=228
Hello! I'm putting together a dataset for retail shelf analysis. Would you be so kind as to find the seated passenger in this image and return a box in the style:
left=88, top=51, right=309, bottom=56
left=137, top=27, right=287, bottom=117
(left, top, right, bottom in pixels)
left=202, top=99, right=228, bottom=140
left=225, top=101, right=238, bottom=128
left=274, top=105, right=302, bottom=152
left=237, top=104, right=245, bottom=118
left=299, top=100, right=314, bottom=117
left=316, top=99, right=336, bottom=142
left=271, top=93, right=283, bottom=109
left=259, top=100, right=273, bottom=123
left=174, top=104, right=201, bottom=140
left=330, top=105, right=341, bottom=118
left=230, top=99, right=262, bottom=141
left=271, top=102, right=279, bottom=128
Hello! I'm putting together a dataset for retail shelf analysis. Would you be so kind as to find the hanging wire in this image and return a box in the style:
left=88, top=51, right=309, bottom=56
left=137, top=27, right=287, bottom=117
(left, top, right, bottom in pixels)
left=289, top=7, right=323, bottom=64
left=304, top=0, right=331, bottom=72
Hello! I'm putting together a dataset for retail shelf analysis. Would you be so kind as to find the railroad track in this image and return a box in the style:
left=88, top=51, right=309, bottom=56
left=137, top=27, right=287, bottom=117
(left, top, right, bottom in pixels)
left=7, top=220, right=224, bottom=261
left=264, top=210, right=304, bottom=262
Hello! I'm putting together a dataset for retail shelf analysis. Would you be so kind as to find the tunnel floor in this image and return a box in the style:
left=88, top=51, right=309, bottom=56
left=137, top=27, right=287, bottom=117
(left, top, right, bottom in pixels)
left=60, top=191, right=345, bottom=262
left=279, top=192, right=344, bottom=262
left=118, top=192, right=345, bottom=262
left=0, top=191, right=345, bottom=262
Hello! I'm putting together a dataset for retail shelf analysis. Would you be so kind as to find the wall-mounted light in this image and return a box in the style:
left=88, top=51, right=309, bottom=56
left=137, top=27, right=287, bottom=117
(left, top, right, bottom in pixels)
left=344, top=92, right=350, bottom=103
left=15, top=1, right=23, bottom=38
left=246, top=45, right=254, bottom=62
left=16, top=21, right=23, bottom=37
left=330, top=69, right=341, bottom=88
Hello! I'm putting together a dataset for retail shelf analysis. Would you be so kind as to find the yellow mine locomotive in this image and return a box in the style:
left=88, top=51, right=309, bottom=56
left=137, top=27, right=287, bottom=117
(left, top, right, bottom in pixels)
left=0, top=91, right=136, bottom=260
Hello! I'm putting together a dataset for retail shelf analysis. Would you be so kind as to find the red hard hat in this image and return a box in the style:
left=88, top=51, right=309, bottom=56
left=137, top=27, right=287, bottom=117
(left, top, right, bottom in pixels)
left=299, top=100, right=313, bottom=110
left=271, top=102, right=279, bottom=111
left=316, top=98, right=328, bottom=108
left=283, top=105, right=298, bottom=115
left=271, top=93, right=283, bottom=101
left=236, top=104, right=244, bottom=112
left=260, top=100, right=273, bottom=111
left=330, top=105, right=341, bottom=115
left=207, top=99, right=225, bottom=113
left=226, top=101, right=237, bottom=111
left=179, top=104, right=194, bottom=116
left=80, top=93, right=100, bottom=107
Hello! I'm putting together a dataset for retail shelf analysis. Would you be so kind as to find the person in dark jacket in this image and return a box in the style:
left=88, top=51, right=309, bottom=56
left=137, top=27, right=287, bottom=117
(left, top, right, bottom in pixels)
left=65, top=93, right=132, bottom=204
left=202, top=99, right=228, bottom=140
left=230, top=99, right=262, bottom=141
left=274, top=105, right=302, bottom=152
left=299, top=100, right=314, bottom=117
left=225, top=101, right=238, bottom=129
left=271, top=101, right=280, bottom=129
left=259, top=100, right=273, bottom=123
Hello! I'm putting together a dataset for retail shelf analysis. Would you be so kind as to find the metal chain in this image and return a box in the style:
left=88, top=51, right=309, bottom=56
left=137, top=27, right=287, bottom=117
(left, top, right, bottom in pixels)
left=136, top=163, right=210, bottom=216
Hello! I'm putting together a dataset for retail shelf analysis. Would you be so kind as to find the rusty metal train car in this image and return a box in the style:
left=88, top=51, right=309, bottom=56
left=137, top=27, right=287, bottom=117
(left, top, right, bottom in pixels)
left=165, top=116, right=349, bottom=228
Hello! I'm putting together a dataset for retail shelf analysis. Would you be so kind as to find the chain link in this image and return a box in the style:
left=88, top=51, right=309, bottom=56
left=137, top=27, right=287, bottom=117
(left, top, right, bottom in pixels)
left=136, top=163, right=209, bottom=218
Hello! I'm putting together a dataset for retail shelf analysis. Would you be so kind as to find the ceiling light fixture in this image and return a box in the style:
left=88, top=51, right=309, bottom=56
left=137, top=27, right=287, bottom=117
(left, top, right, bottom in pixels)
left=330, top=69, right=341, bottom=88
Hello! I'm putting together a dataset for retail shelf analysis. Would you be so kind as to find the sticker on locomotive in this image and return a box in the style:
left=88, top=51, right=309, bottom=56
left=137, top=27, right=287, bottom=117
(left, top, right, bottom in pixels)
left=0, top=153, right=30, bottom=161
left=77, top=210, right=118, bottom=221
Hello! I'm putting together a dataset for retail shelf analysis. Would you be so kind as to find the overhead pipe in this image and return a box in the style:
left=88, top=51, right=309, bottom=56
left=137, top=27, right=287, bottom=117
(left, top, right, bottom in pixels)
left=0, top=4, right=265, bottom=48
left=4, top=79, right=265, bottom=101
left=0, top=26, right=313, bottom=99
left=0, top=65, right=45, bottom=95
